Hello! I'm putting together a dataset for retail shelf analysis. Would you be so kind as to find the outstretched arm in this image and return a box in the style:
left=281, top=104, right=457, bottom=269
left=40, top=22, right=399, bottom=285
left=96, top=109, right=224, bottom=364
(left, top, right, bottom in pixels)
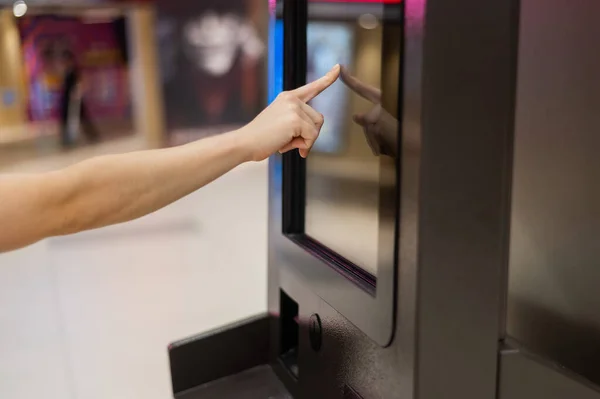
left=0, top=65, right=340, bottom=253
left=0, top=133, right=247, bottom=251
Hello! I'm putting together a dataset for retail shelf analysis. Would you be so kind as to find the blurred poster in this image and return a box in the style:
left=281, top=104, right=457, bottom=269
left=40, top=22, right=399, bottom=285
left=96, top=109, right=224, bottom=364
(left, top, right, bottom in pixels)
left=19, top=30, right=67, bottom=121
left=306, top=22, right=354, bottom=153
left=18, top=15, right=130, bottom=123
left=156, top=0, right=266, bottom=132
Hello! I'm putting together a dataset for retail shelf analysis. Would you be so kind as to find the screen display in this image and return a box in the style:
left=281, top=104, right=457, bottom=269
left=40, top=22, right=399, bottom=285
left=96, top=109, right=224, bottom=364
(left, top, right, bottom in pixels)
left=307, top=22, right=354, bottom=153
left=304, top=1, right=399, bottom=279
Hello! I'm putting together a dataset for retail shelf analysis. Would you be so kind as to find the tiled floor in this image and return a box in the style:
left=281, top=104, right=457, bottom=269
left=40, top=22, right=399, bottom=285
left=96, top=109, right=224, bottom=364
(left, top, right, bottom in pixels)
left=0, top=136, right=269, bottom=399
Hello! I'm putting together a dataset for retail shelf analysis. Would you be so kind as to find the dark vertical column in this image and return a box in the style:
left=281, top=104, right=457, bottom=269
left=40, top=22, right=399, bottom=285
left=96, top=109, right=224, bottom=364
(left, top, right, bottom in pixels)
left=416, top=0, right=519, bottom=397
left=281, top=0, right=307, bottom=235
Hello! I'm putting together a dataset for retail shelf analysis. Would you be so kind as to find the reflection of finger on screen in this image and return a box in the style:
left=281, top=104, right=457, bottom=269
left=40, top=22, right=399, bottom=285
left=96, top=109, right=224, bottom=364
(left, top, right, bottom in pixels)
left=340, top=68, right=381, bottom=104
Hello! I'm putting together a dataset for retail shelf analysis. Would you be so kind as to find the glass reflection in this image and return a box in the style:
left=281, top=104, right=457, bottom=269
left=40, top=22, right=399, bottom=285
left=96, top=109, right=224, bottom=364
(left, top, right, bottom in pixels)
left=304, top=1, right=400, bottom=279
left=340, top=66, right=399, bottom=158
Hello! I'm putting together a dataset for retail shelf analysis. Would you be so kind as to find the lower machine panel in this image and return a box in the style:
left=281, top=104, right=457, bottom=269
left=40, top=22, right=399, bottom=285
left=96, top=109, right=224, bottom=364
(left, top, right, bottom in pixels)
left=176, top=366, right=291, bottom=399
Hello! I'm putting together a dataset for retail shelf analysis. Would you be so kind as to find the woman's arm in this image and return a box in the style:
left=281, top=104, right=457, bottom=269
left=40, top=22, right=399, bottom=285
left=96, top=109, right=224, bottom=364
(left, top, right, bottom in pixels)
left=0, top=132, right=246, bottom=251
left=0, top=65, right=339, bottom=253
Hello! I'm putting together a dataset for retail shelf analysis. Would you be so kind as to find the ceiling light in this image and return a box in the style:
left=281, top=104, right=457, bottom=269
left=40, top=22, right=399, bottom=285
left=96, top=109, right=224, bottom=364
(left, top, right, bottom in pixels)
left=358, top=13, right=379, bottom=30
left=13, top=1, right=27, bottom=18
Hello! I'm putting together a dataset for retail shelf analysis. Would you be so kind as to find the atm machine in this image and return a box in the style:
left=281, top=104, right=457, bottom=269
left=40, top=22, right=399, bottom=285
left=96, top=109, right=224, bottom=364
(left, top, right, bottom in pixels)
left=168, top=0, right=600, bottom=398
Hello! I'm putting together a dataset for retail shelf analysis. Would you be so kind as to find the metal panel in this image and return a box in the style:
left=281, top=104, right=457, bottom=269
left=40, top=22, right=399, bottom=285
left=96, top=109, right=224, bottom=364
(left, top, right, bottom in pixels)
left=169, top=314, right=270, bottom=395
left=499, top=346, right=600, bottom=399
left=177, top=366, right=292, bottom=399
left=414, top=0, right=518, bottom=396
left=507, top=0, right=600, bottom=386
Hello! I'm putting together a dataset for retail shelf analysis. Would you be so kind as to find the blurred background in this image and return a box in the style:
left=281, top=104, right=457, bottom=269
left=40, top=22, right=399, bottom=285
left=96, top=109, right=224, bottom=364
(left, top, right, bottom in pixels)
left=0, top=0, right=268, bottom=398
left=0, top=0, right=391, bottom=397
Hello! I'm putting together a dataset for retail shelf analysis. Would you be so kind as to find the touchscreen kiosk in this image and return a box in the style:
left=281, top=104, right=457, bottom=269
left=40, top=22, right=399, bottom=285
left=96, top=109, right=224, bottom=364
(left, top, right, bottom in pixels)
left=305, top=0, right=399, bottom=284
left=275, top=0, right=402, bottom=345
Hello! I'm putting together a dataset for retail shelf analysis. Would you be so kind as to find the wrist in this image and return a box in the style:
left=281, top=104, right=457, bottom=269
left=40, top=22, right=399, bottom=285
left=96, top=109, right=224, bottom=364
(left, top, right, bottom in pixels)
left=185, top=129, right=252, bottom=165
left=229, top=127, right=255, bottom=163
left=224, top=128, right=254, bottom=163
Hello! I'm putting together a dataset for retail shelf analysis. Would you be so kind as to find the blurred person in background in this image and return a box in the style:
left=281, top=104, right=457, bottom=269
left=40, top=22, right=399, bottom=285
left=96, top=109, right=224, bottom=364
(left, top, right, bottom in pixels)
left=0, top=65, right=340, bottom=253
left=180, top=9, right=264, bottom=124
left=157, top=1, right=264, bottom=130
left=59, top=50, right=100, bottom=148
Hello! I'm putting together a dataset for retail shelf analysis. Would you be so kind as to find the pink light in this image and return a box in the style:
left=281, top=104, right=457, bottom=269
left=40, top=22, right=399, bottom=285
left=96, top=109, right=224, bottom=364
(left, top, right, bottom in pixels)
left=309, top=0, right=402, bottom=3
left=268, top=0, right=277, bottom=14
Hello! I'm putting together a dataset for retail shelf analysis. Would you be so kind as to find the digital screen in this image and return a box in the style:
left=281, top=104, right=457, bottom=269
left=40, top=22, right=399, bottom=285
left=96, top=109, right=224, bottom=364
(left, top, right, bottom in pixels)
left=307, top=22, right=354, bottom=153
left=305, top=1, right=398, bottom=279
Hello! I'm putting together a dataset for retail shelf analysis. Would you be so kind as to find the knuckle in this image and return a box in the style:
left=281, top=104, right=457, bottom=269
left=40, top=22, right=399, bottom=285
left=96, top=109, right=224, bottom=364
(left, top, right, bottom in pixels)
left=289, top=114, right=303, bottom=128
left=289, top=112, right=301, bottom=122
left=278, top=91, right=291, bottom=101
left=317, top=113, right=325, bottom=125
left=287, top=101, right=300, bottom=112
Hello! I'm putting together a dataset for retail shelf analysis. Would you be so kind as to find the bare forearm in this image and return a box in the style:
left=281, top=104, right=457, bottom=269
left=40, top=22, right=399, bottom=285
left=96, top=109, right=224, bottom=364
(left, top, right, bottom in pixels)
left=50, top=130, right=250, bottom=236
left=0, top=66, right=341, bottom=253
left=0, top=133, right=248, bottom=252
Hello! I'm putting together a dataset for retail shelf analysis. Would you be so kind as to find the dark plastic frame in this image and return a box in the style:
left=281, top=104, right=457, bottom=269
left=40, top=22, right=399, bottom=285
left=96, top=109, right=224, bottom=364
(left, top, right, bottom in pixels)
left=276, top=0, right=403, bottom=346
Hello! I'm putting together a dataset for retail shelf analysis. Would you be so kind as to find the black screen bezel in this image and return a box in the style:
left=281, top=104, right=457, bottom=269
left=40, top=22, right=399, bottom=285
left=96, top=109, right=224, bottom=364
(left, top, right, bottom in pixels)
left=276, top=0, right=403, bottom=346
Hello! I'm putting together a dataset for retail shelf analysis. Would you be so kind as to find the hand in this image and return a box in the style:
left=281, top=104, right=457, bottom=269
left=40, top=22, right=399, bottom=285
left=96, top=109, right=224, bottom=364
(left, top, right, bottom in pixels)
left=340, top=66, right=398, bottom=157
left=240, top=64, right=340, bottom=161
left=353, top=104, right=399, bottom=158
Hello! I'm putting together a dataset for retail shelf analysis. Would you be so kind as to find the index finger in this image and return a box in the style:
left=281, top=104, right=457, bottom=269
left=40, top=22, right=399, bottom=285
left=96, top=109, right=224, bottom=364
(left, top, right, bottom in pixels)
left=340, top=65, right=381, bottom=103
left=291, top=64, right=341, bottom=103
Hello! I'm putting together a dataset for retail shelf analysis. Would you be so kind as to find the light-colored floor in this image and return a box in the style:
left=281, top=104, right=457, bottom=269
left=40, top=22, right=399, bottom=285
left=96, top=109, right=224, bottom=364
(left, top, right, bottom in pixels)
left=0, top=136, right=269, bottom=399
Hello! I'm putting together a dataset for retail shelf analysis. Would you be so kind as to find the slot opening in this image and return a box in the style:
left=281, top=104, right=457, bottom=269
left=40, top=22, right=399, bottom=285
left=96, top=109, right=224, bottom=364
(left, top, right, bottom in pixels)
left=279, top=289, right=299, bottom=378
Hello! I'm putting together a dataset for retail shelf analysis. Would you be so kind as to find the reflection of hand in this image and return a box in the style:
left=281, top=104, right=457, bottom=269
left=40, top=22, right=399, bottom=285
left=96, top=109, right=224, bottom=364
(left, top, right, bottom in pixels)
left=340, top=66, right=398, bottom=157
left=239, top=64, right=340, bottom=161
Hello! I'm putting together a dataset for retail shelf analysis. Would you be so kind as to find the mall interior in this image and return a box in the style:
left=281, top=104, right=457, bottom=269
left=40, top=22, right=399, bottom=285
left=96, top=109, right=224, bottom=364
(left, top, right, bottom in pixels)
left=0, top=1, right=270, bottom=398
left=2, top=0, right=600, bottom=398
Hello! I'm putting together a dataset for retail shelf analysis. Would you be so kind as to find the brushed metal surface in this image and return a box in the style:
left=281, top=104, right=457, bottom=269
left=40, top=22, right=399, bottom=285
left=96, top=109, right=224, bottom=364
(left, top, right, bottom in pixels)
left=507, top=0, right=600, bottom=386
left=499, top=346, right=600, bottom=399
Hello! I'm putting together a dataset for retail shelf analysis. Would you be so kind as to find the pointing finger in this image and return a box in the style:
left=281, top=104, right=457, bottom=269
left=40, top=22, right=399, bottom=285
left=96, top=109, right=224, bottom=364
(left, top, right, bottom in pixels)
left=291, top=64, right=340, bottom=103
